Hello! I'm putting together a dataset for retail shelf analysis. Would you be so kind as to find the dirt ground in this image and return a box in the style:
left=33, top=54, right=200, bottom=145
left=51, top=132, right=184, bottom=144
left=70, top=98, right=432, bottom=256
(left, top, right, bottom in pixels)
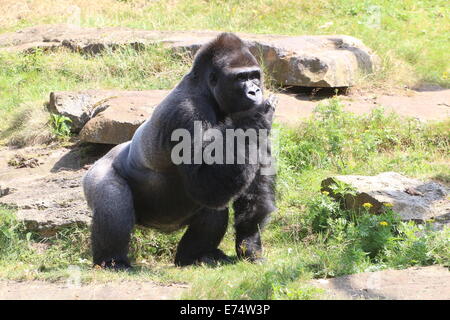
left=274, top=86, right=450, bottom=124
left=0, top=280, right=187, bottom=300
left=313, top=265, right=450, bottom=300
left=0, top=87, right=449, bottom=300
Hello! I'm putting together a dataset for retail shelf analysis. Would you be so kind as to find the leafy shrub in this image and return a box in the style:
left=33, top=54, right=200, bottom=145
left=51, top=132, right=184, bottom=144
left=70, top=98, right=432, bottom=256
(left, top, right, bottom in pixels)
left=301, top=192, right=449, bottom=271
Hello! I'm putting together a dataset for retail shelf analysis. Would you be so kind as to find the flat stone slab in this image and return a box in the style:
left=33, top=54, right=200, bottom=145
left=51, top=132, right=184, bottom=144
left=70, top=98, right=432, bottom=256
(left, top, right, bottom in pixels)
left=321, top=172, right=450, bottom=223
left=0, top=146, right=92, bottom=236
left=48, top=90, right=167, bottom=133
left=313, top=265, right=450, bottom=300
left=0, top=24, right=380, bottom=87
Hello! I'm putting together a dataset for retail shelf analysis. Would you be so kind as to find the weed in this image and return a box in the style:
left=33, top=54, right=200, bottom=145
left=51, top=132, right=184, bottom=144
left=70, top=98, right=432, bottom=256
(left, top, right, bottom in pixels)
left=50, top=114, right=72, bottom=138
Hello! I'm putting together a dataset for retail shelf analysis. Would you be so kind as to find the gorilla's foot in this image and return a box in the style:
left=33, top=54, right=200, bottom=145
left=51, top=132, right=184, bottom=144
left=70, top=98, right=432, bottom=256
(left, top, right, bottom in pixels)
left=198, top=249, right=233, bottom=265
left=246, top=256, right=266, bottom=264
left=94, top=259, right=132, bottom=271
left=175, top=249, right=231, bottom=267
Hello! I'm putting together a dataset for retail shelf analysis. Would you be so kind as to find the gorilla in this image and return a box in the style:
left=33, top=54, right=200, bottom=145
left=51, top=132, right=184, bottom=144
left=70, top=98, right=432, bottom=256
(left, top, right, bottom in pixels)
left=82, top=33, right=277, bottom=269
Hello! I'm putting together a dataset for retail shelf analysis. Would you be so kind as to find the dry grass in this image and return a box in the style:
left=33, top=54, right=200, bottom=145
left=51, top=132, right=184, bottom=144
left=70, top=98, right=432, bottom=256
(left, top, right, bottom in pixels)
left=0, top=103, right=54, bottom=147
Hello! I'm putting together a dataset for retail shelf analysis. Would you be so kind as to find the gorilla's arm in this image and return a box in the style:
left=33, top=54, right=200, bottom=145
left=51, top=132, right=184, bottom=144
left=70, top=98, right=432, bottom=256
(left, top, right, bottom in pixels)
left=175, top=99, right=274, bottom=209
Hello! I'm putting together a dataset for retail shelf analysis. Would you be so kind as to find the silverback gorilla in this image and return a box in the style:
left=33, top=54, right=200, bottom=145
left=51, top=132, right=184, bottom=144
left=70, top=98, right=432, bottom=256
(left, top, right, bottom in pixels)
left=82, top=33, right=277, bottom=269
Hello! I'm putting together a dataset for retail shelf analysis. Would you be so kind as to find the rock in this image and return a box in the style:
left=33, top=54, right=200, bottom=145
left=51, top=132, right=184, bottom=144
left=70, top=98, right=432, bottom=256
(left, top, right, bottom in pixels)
left=1, top=25, right=380, bottom=87
left=313, top=265, right=450, bottom=300
left=48, top=91, right=107, bottom=132
left=0, top=146, right=97, bottom=236
left=76, top=90, right=167, bottom=144
left=321, top=172, right=450, bottom=222
left=0, top=186, right=11, bottom=197
left=0, top=171, right=90, bottom=236
left=48, top=90, right=168, bottom=133
left=48, top=90, right=167, bottom=136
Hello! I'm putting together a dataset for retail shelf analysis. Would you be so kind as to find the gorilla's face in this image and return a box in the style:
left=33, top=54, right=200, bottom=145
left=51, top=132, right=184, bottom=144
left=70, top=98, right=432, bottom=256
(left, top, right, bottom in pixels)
left=210, top=65, right=264, bottom=114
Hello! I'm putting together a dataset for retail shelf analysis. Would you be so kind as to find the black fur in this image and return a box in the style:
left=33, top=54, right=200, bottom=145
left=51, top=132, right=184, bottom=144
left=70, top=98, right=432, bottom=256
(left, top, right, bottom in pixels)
left=82, top=33, right=276, bottom=269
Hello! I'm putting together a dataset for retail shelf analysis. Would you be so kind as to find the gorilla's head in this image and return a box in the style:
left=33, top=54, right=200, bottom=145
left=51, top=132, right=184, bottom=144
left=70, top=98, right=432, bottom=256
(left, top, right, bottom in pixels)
left=192, top=33, right=264, bottom=114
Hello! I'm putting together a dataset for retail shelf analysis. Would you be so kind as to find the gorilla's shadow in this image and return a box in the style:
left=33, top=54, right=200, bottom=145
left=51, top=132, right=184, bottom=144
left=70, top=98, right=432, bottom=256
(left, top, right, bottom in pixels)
left=51, top=142, right=114, bottom=173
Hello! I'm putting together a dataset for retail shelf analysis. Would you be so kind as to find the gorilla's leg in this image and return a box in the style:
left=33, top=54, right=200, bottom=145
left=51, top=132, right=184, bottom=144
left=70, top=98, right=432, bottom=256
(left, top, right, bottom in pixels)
left=175, top=208, right=229, bottom=266
left=233, top=172, right=276, bottom=262
left=86, top=168, right=135, bottom=270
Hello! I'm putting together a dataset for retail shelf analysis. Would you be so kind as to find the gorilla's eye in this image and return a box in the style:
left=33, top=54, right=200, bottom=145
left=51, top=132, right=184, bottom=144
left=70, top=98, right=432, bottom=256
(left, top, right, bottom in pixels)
left=236, top=73, right=247, bottom=81
left=250, top=71, right=261, bottom=80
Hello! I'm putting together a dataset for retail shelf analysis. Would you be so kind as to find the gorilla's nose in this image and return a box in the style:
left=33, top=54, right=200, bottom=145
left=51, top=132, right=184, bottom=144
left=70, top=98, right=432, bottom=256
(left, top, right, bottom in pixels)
left=247, top=87, right=261, bottom=100
left=248, top=88, right=260, bottom=96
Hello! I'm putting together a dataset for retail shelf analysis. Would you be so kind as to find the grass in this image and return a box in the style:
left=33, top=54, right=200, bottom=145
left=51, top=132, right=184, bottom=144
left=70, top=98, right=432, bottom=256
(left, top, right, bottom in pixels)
left=0, top=100, right=448, bottom=299
left=1, top=0, right=449, bottom=87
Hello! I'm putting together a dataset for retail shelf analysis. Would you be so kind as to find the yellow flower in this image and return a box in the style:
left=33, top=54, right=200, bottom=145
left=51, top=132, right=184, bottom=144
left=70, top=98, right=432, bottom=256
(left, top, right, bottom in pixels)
left=362, top=202, right=373, bottom=209
left=383, top=202, right=393, bottom=208
left=379, top=221, right=389, bottom=226
left=443, top=71, right=449, bottom=80
left=322, top=191, right=329, bottom=196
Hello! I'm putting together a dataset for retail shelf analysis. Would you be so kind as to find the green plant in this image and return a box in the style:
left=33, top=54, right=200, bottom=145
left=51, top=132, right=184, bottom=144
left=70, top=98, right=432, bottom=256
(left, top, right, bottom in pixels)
left=49, top=113, right=72, bottom=138
left=383, top=222, right=450, bottom=268
left=0, top=207, right=35, bottom=263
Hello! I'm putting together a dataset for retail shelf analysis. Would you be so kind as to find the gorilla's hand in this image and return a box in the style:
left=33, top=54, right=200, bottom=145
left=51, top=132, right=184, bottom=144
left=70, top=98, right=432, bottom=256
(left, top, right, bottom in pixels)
left=230, top=94, right=277, bottom=129
left=265, top=94, right=278, bottom=112
left=263, top=94, right=277, bottom=124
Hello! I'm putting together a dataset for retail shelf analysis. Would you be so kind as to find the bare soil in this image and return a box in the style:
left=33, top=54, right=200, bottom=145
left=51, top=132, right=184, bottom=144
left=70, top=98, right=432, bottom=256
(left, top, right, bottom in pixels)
left=0, top=280, right=187, bottom=300
left=275, top=87, right=450, bottom=124
left=313, top=265, right=450, bottom=300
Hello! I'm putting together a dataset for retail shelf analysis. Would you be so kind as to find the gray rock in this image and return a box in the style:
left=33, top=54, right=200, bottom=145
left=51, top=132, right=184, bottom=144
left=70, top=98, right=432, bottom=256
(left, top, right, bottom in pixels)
left=48, top=91, right=125, bottom=132
left=48, top=90, right=167, bottom=136
left=0, top=171, right=90, bottom=236
left=0, top=186, right=11, bottom=197
left=75, top=90, right=167, bottom=144
left=1, top=25, right=380, bottom=87
left=321, top=172, right=450, bottom=222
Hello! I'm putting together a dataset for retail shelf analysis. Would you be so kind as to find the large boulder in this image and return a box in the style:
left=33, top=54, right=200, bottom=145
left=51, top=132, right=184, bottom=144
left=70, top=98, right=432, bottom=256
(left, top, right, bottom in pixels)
left=0, top=145, right=112, bottom=236
left=77, top=91, right=168, bottom=144
left=0, top=167, right=90, bottom=236
left=48, top=90, right=110, bottom=132
left=321, top=172, right=449, bottom=223
left=48, top=90, right=168, bottom=142
left=1, top=25, right=380, bottom=87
